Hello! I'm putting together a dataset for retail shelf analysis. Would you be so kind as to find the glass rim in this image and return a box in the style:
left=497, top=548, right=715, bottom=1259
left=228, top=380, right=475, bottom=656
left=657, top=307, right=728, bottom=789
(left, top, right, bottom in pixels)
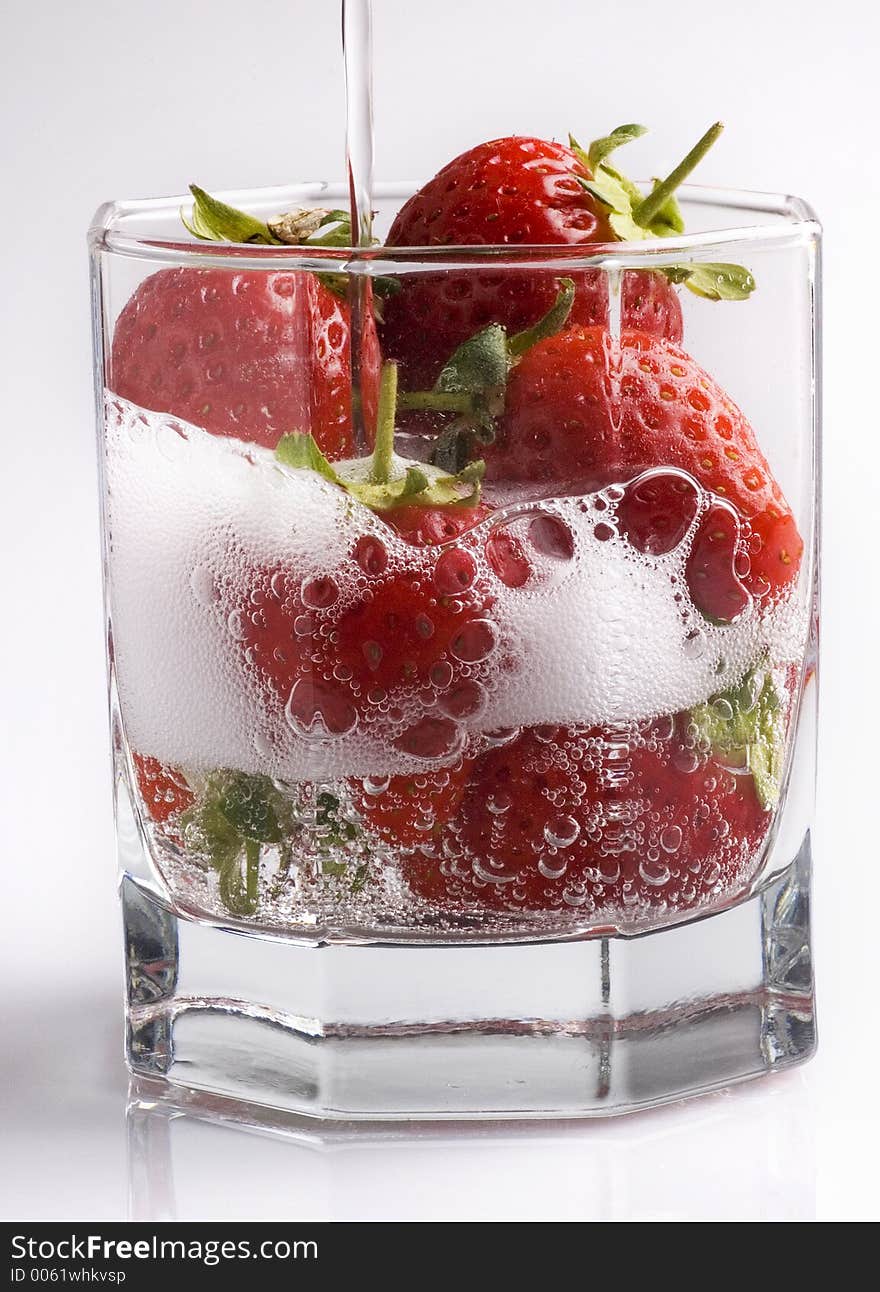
left=89, top=180, right=821, bottom=272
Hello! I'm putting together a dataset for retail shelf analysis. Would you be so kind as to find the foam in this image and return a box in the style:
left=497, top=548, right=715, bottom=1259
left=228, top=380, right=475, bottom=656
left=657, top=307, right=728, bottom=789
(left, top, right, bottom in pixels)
left=105, top=397, right=395, bottom=779
left=105, top=398, right=807, bottom=780
left=478, top=496, right=805, bottom=730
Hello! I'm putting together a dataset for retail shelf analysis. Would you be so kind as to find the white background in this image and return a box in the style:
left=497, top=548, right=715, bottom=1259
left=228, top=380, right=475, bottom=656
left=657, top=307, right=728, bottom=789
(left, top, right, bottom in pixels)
left=1, top=0, right=878, bottom=1221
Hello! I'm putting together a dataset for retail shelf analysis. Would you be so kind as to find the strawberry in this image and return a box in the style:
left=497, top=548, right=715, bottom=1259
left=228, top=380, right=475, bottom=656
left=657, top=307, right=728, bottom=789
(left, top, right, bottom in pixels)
left=111, top=188, right=379, bottom=459
left=224, top=362, right=517, bottom=767
left=132, top=753, right=194, bottom=824
left=402, top=688, right=780, bottom=920
left=111, top=267, right=360, bottom=457
left=382, top=123, right=751, bottom=390
left=485, top=326, right=802, bottom=609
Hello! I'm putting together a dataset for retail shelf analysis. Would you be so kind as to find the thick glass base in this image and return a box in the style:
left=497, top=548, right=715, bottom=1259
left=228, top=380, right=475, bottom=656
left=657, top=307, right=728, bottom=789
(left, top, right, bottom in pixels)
left=122, top=836, right=815, bottom=1120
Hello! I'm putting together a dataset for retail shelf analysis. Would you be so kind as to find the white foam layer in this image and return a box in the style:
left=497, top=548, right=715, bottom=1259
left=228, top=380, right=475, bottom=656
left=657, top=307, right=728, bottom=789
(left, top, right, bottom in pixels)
left=105, top=399, right=806, bottom=779
left=479, top=498, right=803, bottom=730
left=106, top=397, right=383, bottom=778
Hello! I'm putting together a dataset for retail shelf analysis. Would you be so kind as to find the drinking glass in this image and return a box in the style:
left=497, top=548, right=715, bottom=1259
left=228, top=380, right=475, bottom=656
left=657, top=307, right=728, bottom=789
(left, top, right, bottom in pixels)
left=90, top=181, right=819, bottom=1118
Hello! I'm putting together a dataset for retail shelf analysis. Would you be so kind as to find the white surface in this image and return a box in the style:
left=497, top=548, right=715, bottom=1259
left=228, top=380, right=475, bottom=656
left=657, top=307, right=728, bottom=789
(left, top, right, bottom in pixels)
left=1, top=0, right=878, bottom=1222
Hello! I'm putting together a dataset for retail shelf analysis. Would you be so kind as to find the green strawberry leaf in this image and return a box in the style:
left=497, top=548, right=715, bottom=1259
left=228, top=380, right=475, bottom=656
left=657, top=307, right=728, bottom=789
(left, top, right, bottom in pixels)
left=689, top=668, right=785, bottom=810
left=183, top=186, right=281, bottom=245
left=184, top=187, right=358, bottom=251
left=682, top=263, right=757, bottom=301
left=508, top=278, right=575, bottom=358
left=217, top=850, right=257, bottom=917
left=316, top=792, right=360, bottom=847
left=436, top=324, right=510, bottom=399
left=274, top=424, right=485, bottom=511
left=349, top=459, right=485, bottom=511
left=575, top=173, right=650, bottom=243
left=275, top=432, right=341, bottom=483
left=581, top=124, right=648, bottom=172
left=179, top=771, right=297, bottom=916
left=182, top=796, right=243, bottom=871
left=570, top=125, right=758, bottom=296
left=430, top=426, right=479, bottom=474
left=218, top=773, right=284, bottom=844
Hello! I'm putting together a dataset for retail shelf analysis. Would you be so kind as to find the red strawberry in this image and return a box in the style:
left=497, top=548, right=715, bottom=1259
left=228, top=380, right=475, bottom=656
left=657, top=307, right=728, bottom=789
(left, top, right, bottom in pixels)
left=382, top=135, right=683, bottom=389
left=110, top=267, right=367, bottom=459
left=228, top=492, right=510, bottom=766
left=486, top=326, right=802, bottom=608
left=133, top=753, right=194, bottom=824
left=402, top=718, right=770, bottom=920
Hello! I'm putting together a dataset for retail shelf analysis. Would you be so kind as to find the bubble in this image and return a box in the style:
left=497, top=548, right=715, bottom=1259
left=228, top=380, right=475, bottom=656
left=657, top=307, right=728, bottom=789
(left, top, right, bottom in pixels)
left=394, top=716, right=463, bottom=761
left=683, top=629, right=707, bottom=659
left=434, top=548, right=477, bottom=595
left=190, top=564, right=216, bottom=606
left=362, top=774, right=390, bottom=795
left=450, top=619, right=497, bottom=663
left=660, top=825, right=683, bottom=853
left=484, top=727, right=521, bottom=748
left=672, top=747, right=700, bottom=774
left=539, top=857, right=569, bottom=880
left=428, top=660, right=454, bottom=689
left=529, top=514, right=575, bottom=560
left=301, top=575, right=339, bottom=610
left=439, top=680, right=487, bottom=720
left=639, top=857, right=671, bottom=886
left=617, top=469, right=700, bottom=555
left=544, top=816, right=581, bottom=848
left=596, top=856, right=621, bottom=885
left=562, top=888, right=588, bottom=907
left=486, top=792, right=512, bottom=815
left=485, top=527, right=531, bottom=588
left=285, top=677, right=358, bottom=740
left=354, top=535, right=389, bottom=576
left=227, top=609, right=248, bottom=641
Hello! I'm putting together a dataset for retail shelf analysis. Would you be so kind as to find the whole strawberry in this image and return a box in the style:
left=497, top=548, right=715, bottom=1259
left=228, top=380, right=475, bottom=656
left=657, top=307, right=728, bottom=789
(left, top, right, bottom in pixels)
left=219, top=363, right=515, bottom=768
left=382, top=123, right=747, bottom=390
left=402, top=700, right=778, bottom=922
left=111, top=189, right=379, bottom=459
left=111, top=267, right=360, bottom=457
left=486, top=326, right=802, bottom=609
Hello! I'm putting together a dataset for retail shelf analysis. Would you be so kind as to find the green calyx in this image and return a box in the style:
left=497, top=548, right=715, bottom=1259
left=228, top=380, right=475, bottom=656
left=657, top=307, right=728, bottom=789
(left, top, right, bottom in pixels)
left=181, top=187, right=399, bottom=307
left=183, top=185, right=352, bottom=248
left=396, top=278, right=576, bottom=471
left=276, top=360, right=485, bottom=511
left=569, top=123, right=756, bottom=302
left=179, top=775, right=373, bottom=914
left=312, top=792, right=370, bottom=890
left=180, top=771, right=293, bottom=916
left=689, top=667, right=785, bottom=810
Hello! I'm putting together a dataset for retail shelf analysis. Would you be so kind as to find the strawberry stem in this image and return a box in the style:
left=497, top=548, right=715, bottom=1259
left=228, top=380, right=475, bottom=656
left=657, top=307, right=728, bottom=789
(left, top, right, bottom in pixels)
left=245, top=839, right=260, bottom=911
left=370, top=361, right=399, bottom=485
left=397, top=390, right=474, bottom=413
left=633, top=122, right=723, bottom=229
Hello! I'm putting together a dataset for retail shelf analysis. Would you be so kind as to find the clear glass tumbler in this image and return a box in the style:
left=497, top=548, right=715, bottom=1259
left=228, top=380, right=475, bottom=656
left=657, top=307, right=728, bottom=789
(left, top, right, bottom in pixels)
left=90, top=180, right=819, bottom=1119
